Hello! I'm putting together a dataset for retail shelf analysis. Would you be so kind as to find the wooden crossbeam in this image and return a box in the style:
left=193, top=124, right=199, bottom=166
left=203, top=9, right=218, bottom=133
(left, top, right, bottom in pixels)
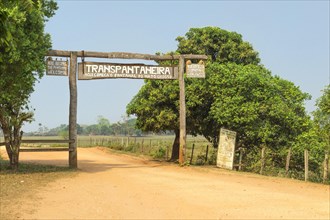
left=20, top=147, right=73, bottom=152
left=47, top=50, right=208, bottom=61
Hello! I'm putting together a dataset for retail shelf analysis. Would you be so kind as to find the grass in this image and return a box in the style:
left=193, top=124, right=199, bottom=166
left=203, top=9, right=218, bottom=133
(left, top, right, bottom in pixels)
left=0, top=156, right=77, bottom=219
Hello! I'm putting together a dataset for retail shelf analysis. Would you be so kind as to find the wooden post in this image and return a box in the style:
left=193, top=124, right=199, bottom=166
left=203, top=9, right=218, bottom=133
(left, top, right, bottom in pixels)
left=238, top=148, right=243, bottom=171
left=190, top=143, right=195, bottom=165
left=69, top=52, right=78, bottom=168
left=285, top=147, right=292, bottom=176
left=141, top=139, right=144, bottom=153
left=205, top=145, right=209, bottom=163
left=323, top=151, right=328, bottom=183
left=178, top=56, right=186, bottom=165
left=304, top=149, right=309, bottom=181
left=260, top=146, right=266, bottom=175
left=166, top=145, right=169, bottom=160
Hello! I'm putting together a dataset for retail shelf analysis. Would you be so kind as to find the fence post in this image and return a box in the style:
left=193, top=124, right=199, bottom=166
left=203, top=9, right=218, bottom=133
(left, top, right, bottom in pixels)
left=285, top=147, right=292, bottom=176
left=323, top=151, right=329, bottom=183
left=239, top=148, right=243, bottom=171
left=260, top=146, right=266, bottom=175
left=166, top=145, right=169, bottom=160
left=304, top=149, right=309, bottom=181
left=126, top=136, right=129, bottom=148
left=141, top=139, right=144, bottom=153
left=190, top=143, right=195, bottom=164
left=205, top=145, right=209, bottom=163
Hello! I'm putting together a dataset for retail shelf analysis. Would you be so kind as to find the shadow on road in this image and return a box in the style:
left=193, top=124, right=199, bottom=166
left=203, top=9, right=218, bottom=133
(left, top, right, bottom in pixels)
left=78, top=160, right=163, bottom=173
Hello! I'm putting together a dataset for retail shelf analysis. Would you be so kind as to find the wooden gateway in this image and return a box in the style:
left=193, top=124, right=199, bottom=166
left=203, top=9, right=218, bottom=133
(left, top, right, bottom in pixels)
left=45, top=50, right=207, bottom=168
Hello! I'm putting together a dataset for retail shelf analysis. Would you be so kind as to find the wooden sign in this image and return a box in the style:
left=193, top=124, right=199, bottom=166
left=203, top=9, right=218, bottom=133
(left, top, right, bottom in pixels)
left=78, top=62, right=178, bottom=80
left=46, top=59, right=68, bottom=76
left=186, top=60, right=205, bottom=78
left=216, top=128, right=237, bottom=170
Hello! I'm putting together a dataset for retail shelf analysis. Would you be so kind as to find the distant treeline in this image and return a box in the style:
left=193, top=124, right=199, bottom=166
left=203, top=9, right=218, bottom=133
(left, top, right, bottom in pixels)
left=24, top=116, right=170, bottom=137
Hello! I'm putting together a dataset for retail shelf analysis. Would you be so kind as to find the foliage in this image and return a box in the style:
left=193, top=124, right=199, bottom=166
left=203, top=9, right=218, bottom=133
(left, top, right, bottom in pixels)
left=0, top=0, right=58, bottom=169
left=205, top=63, right=310, bottom=150
left=313, top=85, right=330, bottom=152
left=127, top=26, right=261, bottom=159
left=176, top=26, right=260, bottom=65
left=27, top=116, right=142, bottom=137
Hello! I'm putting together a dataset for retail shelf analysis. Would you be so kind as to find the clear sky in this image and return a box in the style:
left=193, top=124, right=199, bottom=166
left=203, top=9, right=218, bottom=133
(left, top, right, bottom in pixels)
left=23, top=0, right=330, bottom=132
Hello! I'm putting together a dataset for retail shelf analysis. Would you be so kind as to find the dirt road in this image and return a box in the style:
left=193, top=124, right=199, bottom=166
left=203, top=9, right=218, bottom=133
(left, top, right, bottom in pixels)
left=9, top=147, right=330, bottom=219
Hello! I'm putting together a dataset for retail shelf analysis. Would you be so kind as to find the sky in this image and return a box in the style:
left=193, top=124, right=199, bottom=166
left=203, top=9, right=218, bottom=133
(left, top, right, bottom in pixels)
left=23, top=0, right=329, bottom=132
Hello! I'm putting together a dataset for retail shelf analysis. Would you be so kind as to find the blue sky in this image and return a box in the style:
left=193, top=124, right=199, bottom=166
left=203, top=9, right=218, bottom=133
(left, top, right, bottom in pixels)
left=23, top=0, right=329, bottom=132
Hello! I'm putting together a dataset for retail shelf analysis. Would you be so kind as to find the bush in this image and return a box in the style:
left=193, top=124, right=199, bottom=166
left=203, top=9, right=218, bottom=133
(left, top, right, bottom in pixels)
left=151, top=146, right=166, bottom=159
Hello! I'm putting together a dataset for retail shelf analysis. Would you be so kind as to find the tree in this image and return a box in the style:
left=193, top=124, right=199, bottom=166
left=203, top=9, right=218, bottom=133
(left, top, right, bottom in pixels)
left=127, top=26, right=261, bottom=160
left=0, top=0, right=58, bottom=170
left=127, top=26, right=311, bottom=163
left=176, top=26, right=260, bottom=65
left=205, top=63, right=310, bottom=151
left=97, top=115, right=111, bottom=135
left=313, top=85, right=330, bottom=152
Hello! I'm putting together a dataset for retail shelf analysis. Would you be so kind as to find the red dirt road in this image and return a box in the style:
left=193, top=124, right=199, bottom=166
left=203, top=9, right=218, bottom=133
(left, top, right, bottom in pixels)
left=10, top=147, right=330, bottom=219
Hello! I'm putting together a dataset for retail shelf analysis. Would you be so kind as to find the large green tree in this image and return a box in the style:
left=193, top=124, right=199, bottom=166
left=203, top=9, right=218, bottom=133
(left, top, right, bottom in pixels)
left=0, top=0, right=57, bottom=169
left=128, top=26, right=311, bottom=162
left=127, top=27, right=261, bottom=160
left=313, top=85, right=330, bottom=152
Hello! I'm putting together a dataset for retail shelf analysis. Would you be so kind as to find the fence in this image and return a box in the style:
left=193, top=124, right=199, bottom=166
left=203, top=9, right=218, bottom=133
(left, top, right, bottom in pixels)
left=1, top=135, right=328, bottom=183
left=237, top=146, right=329, bottom=183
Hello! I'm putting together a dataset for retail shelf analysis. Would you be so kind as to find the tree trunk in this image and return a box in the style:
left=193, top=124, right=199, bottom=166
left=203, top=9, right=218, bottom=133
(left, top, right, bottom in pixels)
left=170, top=129, right=180, bottom=161
left=10, top=149, right=19, bottom=170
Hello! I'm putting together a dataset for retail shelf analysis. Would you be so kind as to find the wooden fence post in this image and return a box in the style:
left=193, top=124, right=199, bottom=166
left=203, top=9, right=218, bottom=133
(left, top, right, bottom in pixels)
left=285, top=147, right=292, bottom=176
left=239, top=148, right=243, bottom=171
left=205, top=145, right=209, bottom=163
left=166, top=145, right=169, bottom=160
left=304, top=149, right=309, bottom=181
left=323, top=151, right=329, bottom=183
left=69, top=52, right=77, bottom=168
left=141, top=139, right=144, bottom=153
left=260, top=146, right=266, bottom=175
left=190, top=143, right=195, bottom=165
left=178, top=56, right=186, bottom=165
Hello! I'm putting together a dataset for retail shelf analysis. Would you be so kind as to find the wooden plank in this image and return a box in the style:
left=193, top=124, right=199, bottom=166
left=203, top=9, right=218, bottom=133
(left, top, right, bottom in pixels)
left=21, top=140, right=74, bottom=144
left=69, top=52, right=78, bottom=168
left=20, top=148, right=72, bottom=152
left=1, top=140, right=74, bottom=145
left=178, top=56, right=186, bottom=165
left=47, top=50, right=208, bottom=61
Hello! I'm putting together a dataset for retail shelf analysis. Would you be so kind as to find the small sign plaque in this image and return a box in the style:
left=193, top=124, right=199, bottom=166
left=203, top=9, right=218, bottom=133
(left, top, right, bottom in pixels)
left=216, top=128, right=237, bottom=170
left=78, top=62, right=178, bottom=80
left=46, top=59, right=68, bottom=76
left=186, top=63, right=205, bottom=78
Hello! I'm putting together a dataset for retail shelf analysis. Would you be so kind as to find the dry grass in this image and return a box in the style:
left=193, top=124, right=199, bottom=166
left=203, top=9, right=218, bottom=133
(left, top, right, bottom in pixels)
left=0, top=157, right=77, bottom=219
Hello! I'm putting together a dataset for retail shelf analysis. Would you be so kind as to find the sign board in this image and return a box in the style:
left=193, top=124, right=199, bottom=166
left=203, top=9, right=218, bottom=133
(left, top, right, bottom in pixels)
left=186, top=63, right=205, bottom=78
left=216, top=128, right=237, bottom=170
left=78, top=62, right=178, bottom=80
left=46, top=59, right=68, bottom=76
